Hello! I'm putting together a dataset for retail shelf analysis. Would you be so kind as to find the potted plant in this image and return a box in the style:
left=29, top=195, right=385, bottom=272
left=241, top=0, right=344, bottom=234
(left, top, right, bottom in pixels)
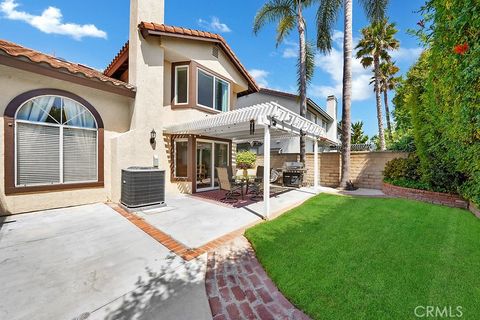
left=236, top=150, right=256, bottom=179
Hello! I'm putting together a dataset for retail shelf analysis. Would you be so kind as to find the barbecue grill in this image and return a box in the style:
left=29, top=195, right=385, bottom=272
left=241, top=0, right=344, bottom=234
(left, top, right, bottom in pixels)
left=282, top=162, right=306, bottom=187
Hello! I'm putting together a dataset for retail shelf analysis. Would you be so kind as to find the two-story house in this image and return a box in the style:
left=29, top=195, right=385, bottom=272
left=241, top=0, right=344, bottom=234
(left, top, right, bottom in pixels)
left=0, top=0, right=329, bottom=215
left=237, top=88, right=338, bottom=154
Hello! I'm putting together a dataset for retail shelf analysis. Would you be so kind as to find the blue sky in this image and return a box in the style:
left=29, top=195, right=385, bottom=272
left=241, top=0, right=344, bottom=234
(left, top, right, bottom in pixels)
left=0, top=0, right=425, bottom=137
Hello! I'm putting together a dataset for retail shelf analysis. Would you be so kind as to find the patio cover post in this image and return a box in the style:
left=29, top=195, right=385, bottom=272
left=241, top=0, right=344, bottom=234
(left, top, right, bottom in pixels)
left=264, top=124, right=271, bottom=219
left=314, top=138, right=319, bottom=190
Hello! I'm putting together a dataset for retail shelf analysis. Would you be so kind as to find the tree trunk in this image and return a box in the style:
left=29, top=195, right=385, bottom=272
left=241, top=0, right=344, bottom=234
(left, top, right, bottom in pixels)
left=384, top=89, right=392, bottom=139
left=297, top=2, right=307, bottom=165
left=374, top=55, right=386, bottom=150
left=340, top=0, right=352, bottom=188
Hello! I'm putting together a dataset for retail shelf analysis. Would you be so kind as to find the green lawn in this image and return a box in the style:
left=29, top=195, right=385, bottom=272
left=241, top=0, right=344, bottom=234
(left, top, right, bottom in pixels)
left=245, top=194, right=480, bottom=320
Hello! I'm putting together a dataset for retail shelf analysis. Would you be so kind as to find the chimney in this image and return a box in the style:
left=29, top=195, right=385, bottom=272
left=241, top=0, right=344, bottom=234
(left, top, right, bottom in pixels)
left=326, top=95, right=338, bottom=142
left=128, top=0, right=165, bottom=129
left=130, top=0, right=164, bottom=31
left=129, top=0, right=164, bottom=87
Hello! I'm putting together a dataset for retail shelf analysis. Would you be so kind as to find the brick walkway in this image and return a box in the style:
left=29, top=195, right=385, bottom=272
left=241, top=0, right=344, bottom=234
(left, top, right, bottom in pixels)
left=205, top=237, right=310, bottom=320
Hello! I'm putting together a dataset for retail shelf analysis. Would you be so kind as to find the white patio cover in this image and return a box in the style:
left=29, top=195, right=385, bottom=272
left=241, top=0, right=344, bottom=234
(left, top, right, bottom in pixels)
left=164, top=101, right=327, bottom=219
left=164, top=102, right=328, bottom=142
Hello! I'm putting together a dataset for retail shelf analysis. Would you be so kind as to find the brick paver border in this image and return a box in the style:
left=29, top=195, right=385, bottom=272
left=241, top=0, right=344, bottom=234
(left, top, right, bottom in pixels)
left=205, top=238, right=310, bottom=320
left=108, top=203, right=259, bottom=261
left=108, top=196, right=311, bottom=261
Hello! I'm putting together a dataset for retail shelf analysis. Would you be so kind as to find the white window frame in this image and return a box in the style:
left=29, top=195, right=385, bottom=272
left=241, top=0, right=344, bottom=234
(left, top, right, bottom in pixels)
left=14, top=95, right=99, bottom=187
left=173, top=138, right=188, bottom=178
left=196, top=68, right=230, bottom=112
left=174, top=65, right=189, bottom=105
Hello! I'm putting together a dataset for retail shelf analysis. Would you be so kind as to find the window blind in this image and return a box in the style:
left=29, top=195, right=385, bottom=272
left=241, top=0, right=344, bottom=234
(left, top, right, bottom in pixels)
left=63, top=128, right=97, bottom=183
left=16, top=122, right=60, bottom=186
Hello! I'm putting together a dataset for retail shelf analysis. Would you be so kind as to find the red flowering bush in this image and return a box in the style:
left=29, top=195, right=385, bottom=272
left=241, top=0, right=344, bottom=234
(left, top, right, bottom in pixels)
left=453, top=43, right=469, bottom=55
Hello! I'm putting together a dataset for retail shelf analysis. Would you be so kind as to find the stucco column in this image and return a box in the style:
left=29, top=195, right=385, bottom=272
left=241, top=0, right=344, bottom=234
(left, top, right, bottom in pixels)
left=129, top=0, right=165, bottom=130
left=110, top=0, right=167, bottom=202
left=263, top=125, right=271, bottom=219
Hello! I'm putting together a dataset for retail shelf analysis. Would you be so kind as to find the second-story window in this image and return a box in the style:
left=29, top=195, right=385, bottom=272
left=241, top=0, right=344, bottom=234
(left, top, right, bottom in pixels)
left=175, top=65, right=189, bottom=104
left=197, top=69, right=229, bottom=112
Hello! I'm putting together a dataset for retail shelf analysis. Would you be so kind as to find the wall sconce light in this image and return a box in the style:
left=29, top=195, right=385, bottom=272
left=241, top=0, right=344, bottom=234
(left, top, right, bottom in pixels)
left=150, top=129, right=156, bottom=144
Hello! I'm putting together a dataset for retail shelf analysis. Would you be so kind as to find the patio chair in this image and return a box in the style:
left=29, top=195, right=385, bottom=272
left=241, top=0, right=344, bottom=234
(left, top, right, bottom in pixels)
left=216, top=167, right=243, bottom=203
left=250, top=166, right=280, bottom=200
left=248, top=166, right=263, bottom=192
left=226, top=166, right=241, bottom=196
left=249, top=166, right=264, bottom=200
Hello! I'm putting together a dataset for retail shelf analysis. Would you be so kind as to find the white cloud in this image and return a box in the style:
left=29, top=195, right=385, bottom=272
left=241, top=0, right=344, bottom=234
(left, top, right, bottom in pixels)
left=198, top=16, right=231, bottom=33
left=389, top=47, right=423, bottom=61
left=249, top=69, right=269, bottom=88
left=311, top=30, right=373, bottom=101
left=281, top=39, right=298, bottom=58
left=332, top=30, right=344, bottom=46
left=0, top=0, right=107, bottom=40
left=311, top=29, right=422, bottom=101
left=282, top=47, right=297, bottom=58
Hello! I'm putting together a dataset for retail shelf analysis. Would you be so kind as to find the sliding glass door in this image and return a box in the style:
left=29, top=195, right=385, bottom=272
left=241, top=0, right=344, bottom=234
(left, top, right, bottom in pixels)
left=196, top=140, right=229, bottom=191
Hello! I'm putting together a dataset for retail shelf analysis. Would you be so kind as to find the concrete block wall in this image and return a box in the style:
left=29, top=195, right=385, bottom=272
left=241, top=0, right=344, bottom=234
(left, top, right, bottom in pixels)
left=348, top=151, right=408, bottom=189
left=256, top=151, right=408, bottom=189
left=255, top=154, right=299, bottom=170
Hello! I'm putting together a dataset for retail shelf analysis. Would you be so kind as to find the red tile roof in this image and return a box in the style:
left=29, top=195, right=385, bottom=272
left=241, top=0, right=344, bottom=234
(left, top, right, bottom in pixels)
left=104, top=41, right=129, bottom=77
left=105, top=23, right=259, bottom=93
left=0, top=39, right=135, bottom=93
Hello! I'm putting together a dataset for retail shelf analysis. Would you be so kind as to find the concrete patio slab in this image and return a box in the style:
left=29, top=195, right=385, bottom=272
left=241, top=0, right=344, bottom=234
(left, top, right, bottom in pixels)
left=133, top=188, right=318, bottom=250
left=0, top=203, right=211, bottom=320
left=135, top=194, right=261, bottom=249
left=317, top=186, right=386, bottom=197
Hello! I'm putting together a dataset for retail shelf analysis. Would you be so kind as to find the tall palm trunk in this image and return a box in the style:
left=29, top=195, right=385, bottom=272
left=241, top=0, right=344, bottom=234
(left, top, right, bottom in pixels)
left=383, top=89, right=392, bottom=139
left=340, top=0, right=352, bottom=188
left=374, top=54, right=386, bottom=150
left=297, top=1, right=307, bottom=165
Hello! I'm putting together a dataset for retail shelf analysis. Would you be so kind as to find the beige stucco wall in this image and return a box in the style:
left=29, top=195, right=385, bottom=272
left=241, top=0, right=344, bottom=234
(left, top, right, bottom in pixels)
left=162, top=37, right=248, bottom=93
left=0, top=65, right=132, bottom=214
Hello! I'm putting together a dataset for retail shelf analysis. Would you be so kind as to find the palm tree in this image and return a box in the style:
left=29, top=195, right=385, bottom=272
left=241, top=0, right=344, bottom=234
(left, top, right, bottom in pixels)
left=316, top=0, right=388, bottom=187
left=378, top=61, right=400, bottom=138
left=355, top=19, right=399, bottom=150
left=253, top=0, right=315, bottom=165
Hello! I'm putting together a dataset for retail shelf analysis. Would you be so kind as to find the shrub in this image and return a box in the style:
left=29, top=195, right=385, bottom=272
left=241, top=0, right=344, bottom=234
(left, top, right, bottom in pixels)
left=384, top=154, right=421, bottom=181
left=387, top=130, right=416, bottom=152
left=236, top=150, right=256, bottom=169
left=391, top=0, right=480, bottom=205
left=384, top=178, right=431, bottom=191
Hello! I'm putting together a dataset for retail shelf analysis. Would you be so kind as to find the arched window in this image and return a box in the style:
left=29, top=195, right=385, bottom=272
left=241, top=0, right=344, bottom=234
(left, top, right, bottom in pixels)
left=14, top=95, right=98, bottom=186
left=4, top=89, right=104, bottom=193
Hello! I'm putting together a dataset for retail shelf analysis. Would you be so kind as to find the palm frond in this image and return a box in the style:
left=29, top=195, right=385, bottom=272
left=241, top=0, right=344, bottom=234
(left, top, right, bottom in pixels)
left=355, top=18, right=400, bottom=68
left=275, top=14, right=296, bottom=46
left=359, top=0, right=388, bottom=22
left=316, top=0, right=342, bottom=53
left=253, top=0, right=295, bottom=35
left=297, top=40, right=316, bottom=93
left=360, top=56, right=374, bottom=68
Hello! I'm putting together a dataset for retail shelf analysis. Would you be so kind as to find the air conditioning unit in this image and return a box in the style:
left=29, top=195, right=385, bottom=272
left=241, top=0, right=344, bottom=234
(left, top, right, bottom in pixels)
left=121, top=167, right=165, bottom=208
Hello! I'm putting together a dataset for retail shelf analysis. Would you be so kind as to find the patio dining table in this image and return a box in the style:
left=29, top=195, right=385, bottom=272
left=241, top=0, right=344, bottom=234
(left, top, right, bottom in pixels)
left=235, top=175, right=255, bottom=200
